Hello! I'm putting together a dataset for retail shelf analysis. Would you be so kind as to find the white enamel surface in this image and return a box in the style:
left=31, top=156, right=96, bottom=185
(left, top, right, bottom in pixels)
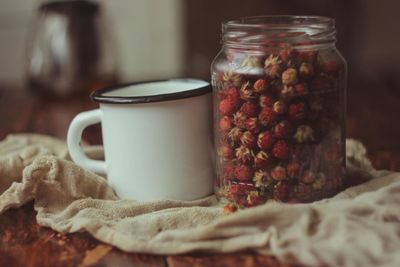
left=100, top=93, right=213, bottom=201
left=103, top=79, right=209, bottom=97
left=67, top=80, right=214, bottom=201
left=67, top=109, right=106, bottom=174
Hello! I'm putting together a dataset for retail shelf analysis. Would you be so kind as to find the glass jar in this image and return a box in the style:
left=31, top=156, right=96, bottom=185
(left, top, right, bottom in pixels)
left=211, top=16, right=346, bottom=209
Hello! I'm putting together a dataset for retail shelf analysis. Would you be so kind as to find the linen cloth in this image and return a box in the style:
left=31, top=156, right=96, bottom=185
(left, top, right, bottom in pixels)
left=0, top=134, right=399, bottom=267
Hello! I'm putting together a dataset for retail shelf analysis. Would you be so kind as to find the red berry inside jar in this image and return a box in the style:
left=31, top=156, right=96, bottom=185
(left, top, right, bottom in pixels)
left=212, top=16, right=346, bottom=208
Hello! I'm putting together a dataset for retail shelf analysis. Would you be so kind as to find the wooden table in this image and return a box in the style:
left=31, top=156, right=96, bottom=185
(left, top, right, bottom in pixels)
left=0, top=86, right=399, bottom=267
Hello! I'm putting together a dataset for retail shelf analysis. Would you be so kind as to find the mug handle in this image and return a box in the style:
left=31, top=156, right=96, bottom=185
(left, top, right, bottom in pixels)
left=67, top=109, right=106, bottom=174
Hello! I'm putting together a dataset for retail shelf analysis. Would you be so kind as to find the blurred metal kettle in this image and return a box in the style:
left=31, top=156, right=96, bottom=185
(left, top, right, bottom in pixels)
left=26, top=0, right=119, bottom=98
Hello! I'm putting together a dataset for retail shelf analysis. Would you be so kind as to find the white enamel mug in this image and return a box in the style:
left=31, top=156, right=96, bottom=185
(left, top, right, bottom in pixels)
left=67, top=79, right=214, bottom=201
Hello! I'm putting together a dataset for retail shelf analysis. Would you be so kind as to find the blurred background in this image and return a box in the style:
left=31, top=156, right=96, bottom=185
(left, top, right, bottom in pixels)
left=0, top=0, right=399, bottom=168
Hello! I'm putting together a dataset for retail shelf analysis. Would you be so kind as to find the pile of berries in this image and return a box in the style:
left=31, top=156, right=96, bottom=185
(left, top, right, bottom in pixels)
left=213, top=47, right=345, bottom=209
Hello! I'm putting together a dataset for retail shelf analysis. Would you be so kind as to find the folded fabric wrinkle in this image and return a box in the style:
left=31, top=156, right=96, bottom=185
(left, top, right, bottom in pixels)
left=0, top=134, right=400, bottom=267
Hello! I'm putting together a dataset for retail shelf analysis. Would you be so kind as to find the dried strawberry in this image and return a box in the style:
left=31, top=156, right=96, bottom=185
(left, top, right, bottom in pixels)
left=294, top=83, right=308, bottom=95
left=229, top=182, right=255, bottom=195
left=280, top=85, right=295, bottom=99
left=219, top=116, right=233, bottom=131
left=253, top=79, right=268, bottom=93
left=240, top=102, right=260, bottom=117
left=287, top=161, right=301, bottom=178
left=271, top=165, right=287, bottom=181
left=299, top=62, right=314, bottom=79
left=217, top=87, right=230, bottom=99
left=221, top=163, right=235, bottom=181
left=219, top=98, right=237, bottom=116
left=223, top=203, right=237, bottom=214
left=273, top=100, right=287, bottom=115
left=217, top=90, right=227, bottom=100
left=254, top=151, right=274, bottom=168
left=246, top=191, right=263, bottom=206
left=227, top=127, right=243, bottom=144
left=222, top=71, right=242, bottom=88
left=257, top=131, right=274, bottom=150
left=240, top=131, right=257, bottom=148
left=253, top=170, right=272, bottom=187
left=279, top=49, right=291, bottom=62
left=282, top=68, right=298, bottom=85
left=233, top=111, right=247, bottom=129
left=237, top=196, right=250, bottom=207
left=235, top=145, right=254, bottom=164
left=299, top=50, right=317, bottom=62
left=240, top=81, right=257, bottom=100
left=301, top=170, right=316, bottom=184
left=288, top=102, right=306, bottom=121
left=272, top=140, right=289, bottom=159
left=259, top=107, right=277, bottom=126
left=226, top=87, right=241, bottom=103
left=273, top=120, right=292, bottom=138
left=259, top=94, right=274, bottom=107
left=244, top=117, right=260, bottom=133
left=219, top=144, right=234, bottom=159
left=264, top=55, right=282, bottom=78
left=280, top=47, right=299, bottom=61
left=274, top=181, right=289, bottom=201
left=313, top=173, right=327, bottom=190
left=234, top=165, right=254, bottom=182
left=321, top=60, right=338, bottom=74
left=293, top=125, right=315, bottom=143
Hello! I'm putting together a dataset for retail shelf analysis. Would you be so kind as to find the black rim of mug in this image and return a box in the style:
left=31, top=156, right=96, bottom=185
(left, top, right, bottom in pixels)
left=91, top=78, right=212, bottom=104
